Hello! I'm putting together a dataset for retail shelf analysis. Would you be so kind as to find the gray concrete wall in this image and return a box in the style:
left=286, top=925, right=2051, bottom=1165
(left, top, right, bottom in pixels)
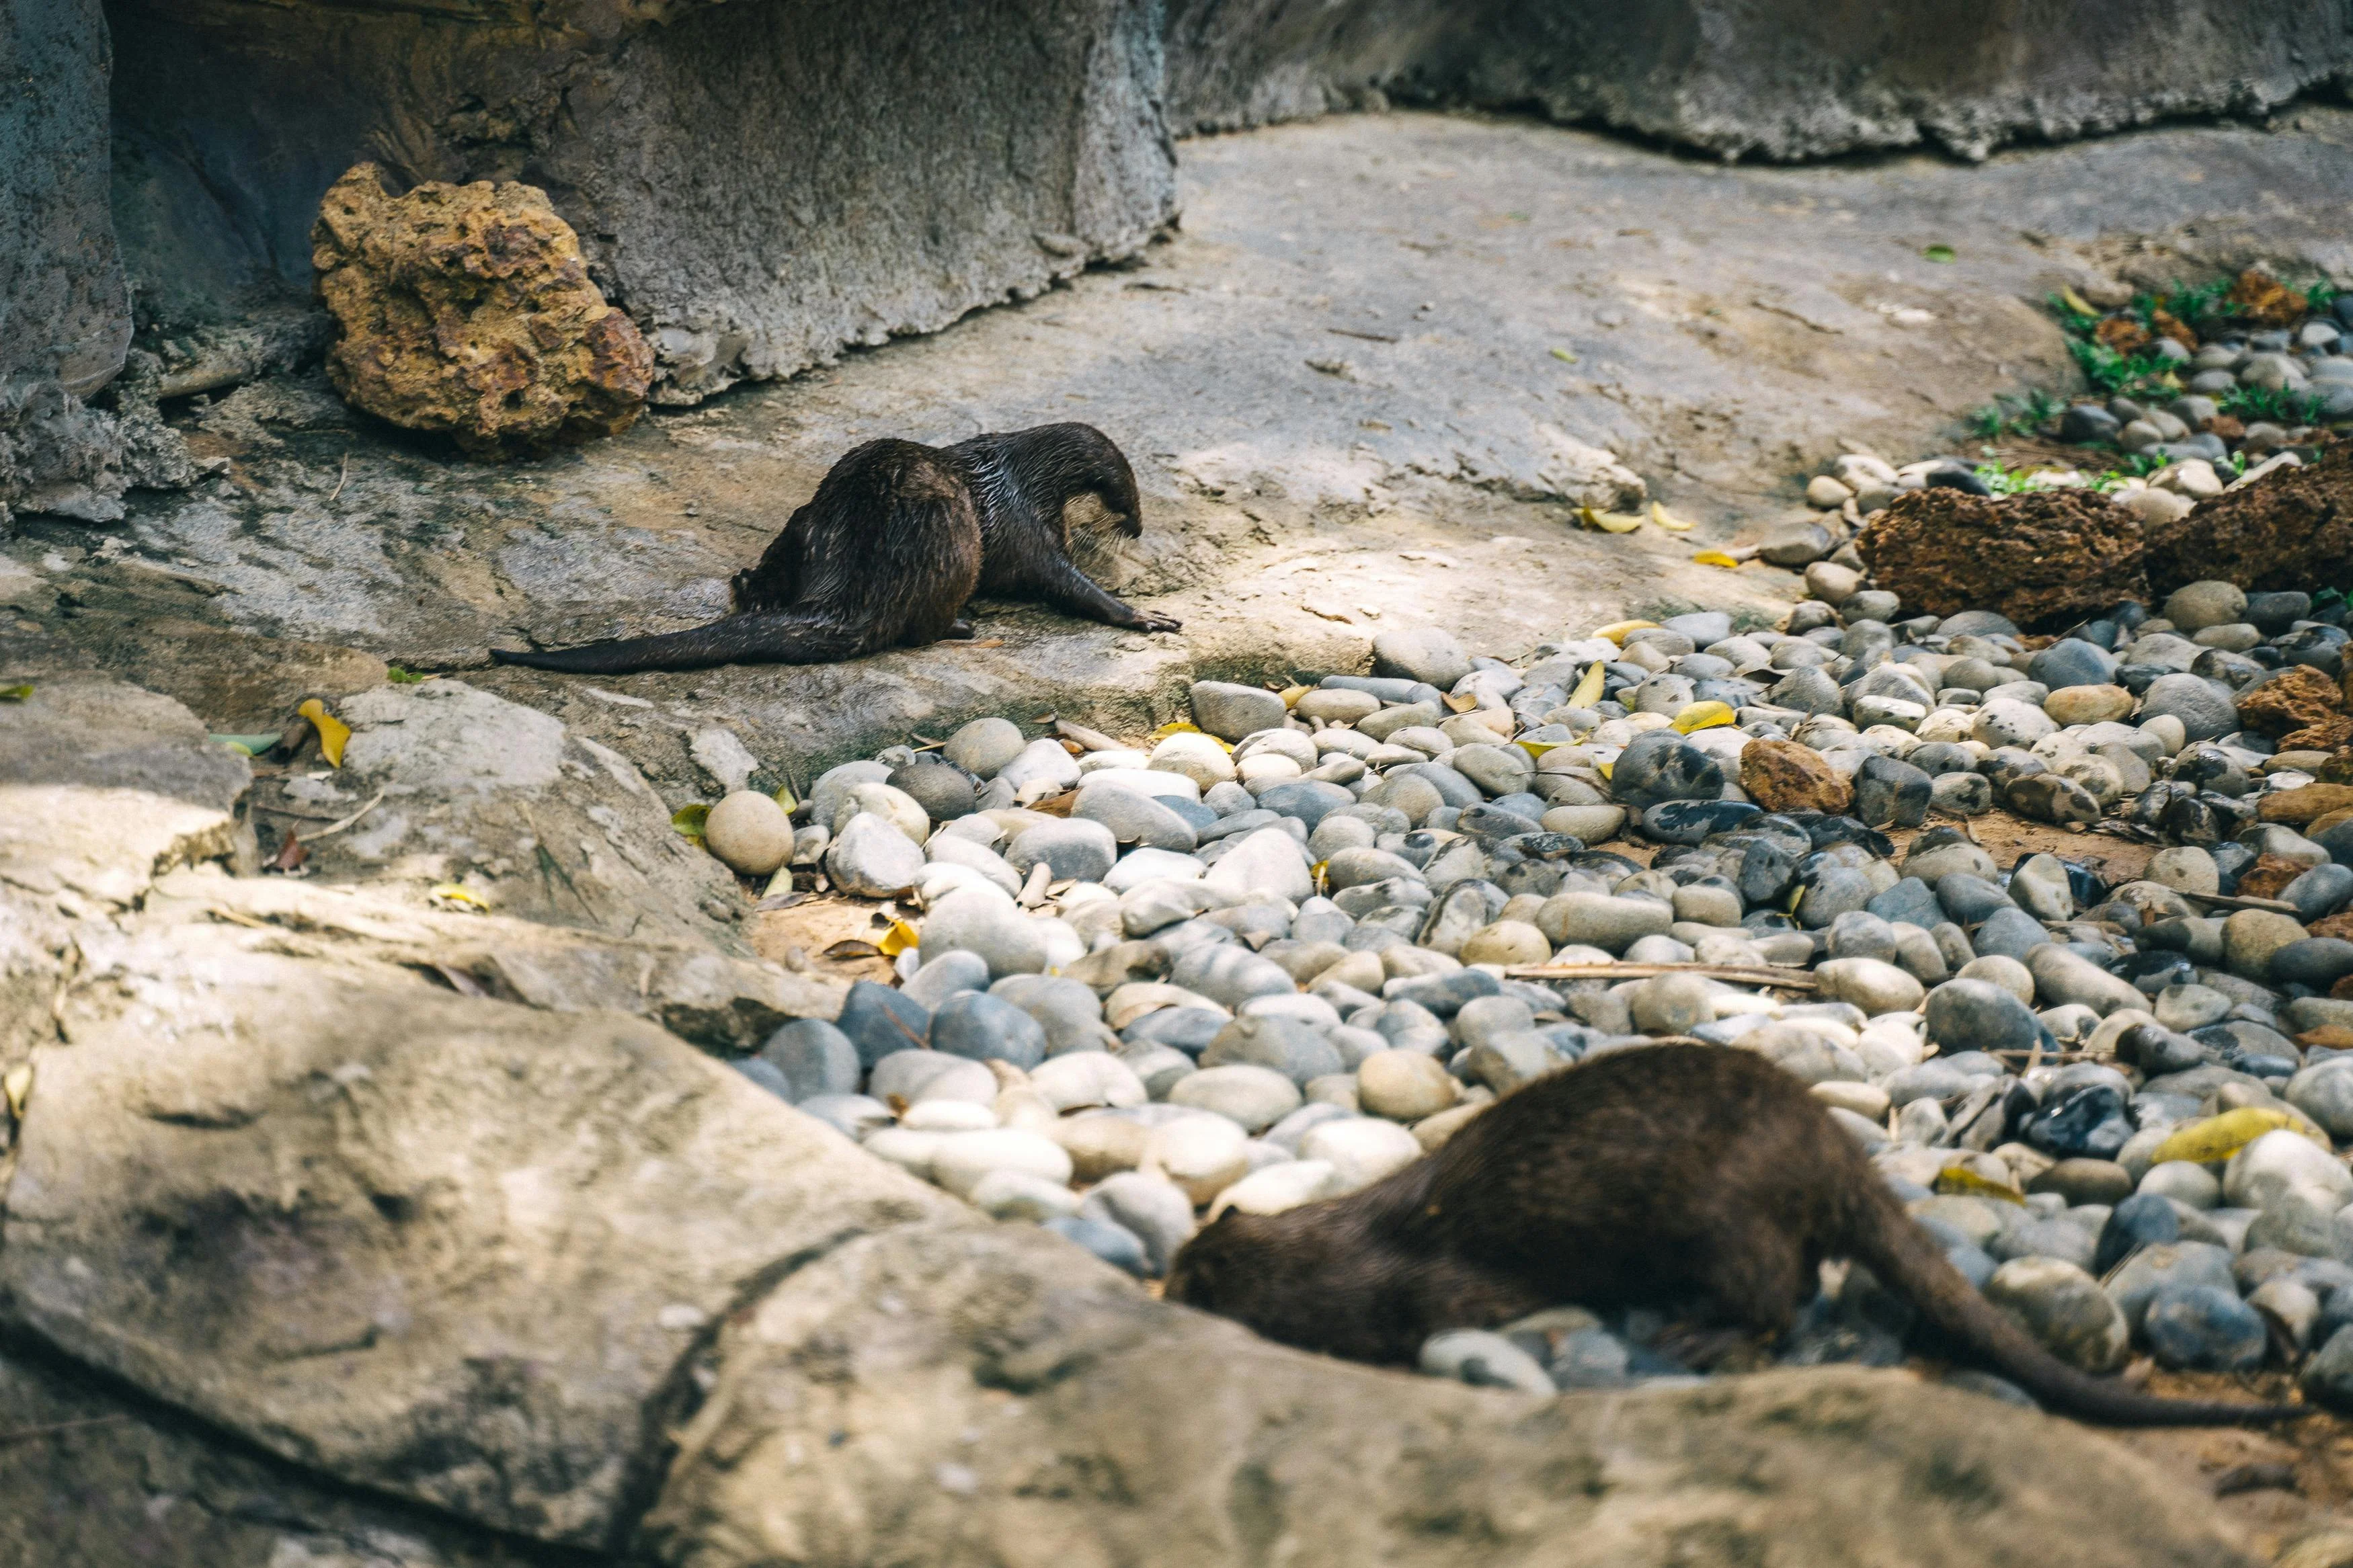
left=1164, top=0, right=2353, bottom=159
left=104, top=0, right=1178, bottom=403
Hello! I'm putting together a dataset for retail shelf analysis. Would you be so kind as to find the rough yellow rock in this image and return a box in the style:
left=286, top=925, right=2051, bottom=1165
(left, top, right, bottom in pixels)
left=313, top=163, right=653, bottom=456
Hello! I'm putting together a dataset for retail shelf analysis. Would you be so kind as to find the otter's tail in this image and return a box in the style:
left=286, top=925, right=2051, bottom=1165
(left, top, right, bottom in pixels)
left=1845, top=1186, right=2304, bottom=1426
left=488, top=614, right=866, bottom=674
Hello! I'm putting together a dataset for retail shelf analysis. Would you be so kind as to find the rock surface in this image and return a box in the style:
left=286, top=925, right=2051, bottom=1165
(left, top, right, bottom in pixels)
left=312, top=164, right=654, bottom=454
left=2142, top=440, right=2353, bottom=597
left=1858, top=487, right=2147, bottom=628
left=1, top=928, right=931, bottom=1549
left=1162, top=0, right=2353, bottom=162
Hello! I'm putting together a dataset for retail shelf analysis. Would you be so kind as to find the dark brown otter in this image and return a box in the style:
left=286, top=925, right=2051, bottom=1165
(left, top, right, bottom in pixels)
left=488, top=422, right=1178, bottom=673
left=1166, top=1044, right=2301, bottom=1426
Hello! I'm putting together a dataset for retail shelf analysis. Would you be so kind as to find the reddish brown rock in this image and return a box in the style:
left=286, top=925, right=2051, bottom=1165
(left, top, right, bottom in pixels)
left=2238, top=665, right=2344, bottom=737
left=313, top=164, right=653, bottom=457
left=2259, top=782, right=2353, bottom=825
left=2141, top=440, right=2353, bottom=597
left=2236, top=854, right=2309, bottom=901
left=2281, top=716, right=2353, bottom=753
left=2308, top=913, right=2353, bottom=944
left=2094, top=315, right=2150, bottom=356
left=1740, top=737, right=1851, bottom=814
left=1856, top=487, right=2147, bottom=629
left=2229, top=267, right=2308, bottom=328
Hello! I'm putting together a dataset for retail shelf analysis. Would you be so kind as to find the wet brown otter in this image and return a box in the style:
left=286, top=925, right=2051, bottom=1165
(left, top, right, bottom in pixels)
left=1166, top=1044, right=2299, bottom=1426
left=489, top=422, right=1178, bottom=673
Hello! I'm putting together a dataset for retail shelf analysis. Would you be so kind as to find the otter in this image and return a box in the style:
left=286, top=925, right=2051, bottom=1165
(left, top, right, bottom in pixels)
left=487, top=423, right=1179, bottom=673
left=1166, top=1044, right=2299, bottom=1426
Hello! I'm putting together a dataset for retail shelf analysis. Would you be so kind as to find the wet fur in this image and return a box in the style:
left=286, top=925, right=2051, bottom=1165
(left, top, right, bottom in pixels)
left=1166, top=1044, right=2300, bottom=1427
left=489, top=423, right=1176, bottom=673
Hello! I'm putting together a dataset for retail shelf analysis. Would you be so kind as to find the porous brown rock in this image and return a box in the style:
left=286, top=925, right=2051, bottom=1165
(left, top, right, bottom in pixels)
left=2239, top=665, right=2345, bottom=737
left=2282, top=716, right=2353, bottom=753
left=1857, top=487, right=2148, bottom=630
left=2142, top=442, right=2353, bottom=598
left=1741, top=737, right=1852, bottom=814
left=312, top=164, right=654, bottom=456
left=2261, top=783, right=2353, bottom=825
left=2236, top=853, right=2310, bottom=901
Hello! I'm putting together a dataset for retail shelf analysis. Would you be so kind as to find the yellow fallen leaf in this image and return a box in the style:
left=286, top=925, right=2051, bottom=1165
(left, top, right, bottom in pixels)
left=1671, top=700, right=1737, bottom=733
left=1279, top=684, right=1312, bottom=708
left=1442, top=692, right=1478, bottom=714
left=1567, top=661, right=1607, bottom=709
left=1650, top=502, right=1693, bottom=532
left=1595, top=759, right=1613, bottom=782
left=211, top=733, right=283, bottom=756
left=1691, top=550, right=1743, bottom=569
left=3, top=1063, right=29, bottom=1119
left=429, top=882, right=489, bottom=912
left=298, top=698, right=350, bottom=768
left=0, top=684, right=31, bottom=702
left=1936, top=1165, right=2025, bottom=1205
left=772, top=785, right=799, bottom=814
left=672, top=803, right=711, bottom=839
left=1150, top=720, right=1234, bottom=753
left=877, top=917, right=920, bottom=957
left=1579, top=506, right=1644, bottom=534
left=1591, top=620, right=1658, bottom=645
left=1515, top=738, right=1563, bottom=761
left=2151, top=1106, right=2319, bottom=1165
left=2059, top=286, right=2097, bottom=317
left=1550, top=347, right=1578, bottom=363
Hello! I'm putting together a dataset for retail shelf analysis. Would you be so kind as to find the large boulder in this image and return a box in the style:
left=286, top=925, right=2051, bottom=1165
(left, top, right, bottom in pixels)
left=0, top=1337, right=528, bottom=1568
left=2141, top=442, right=2353, bottom=599
left=1163, top=0, right=2353, bottom=161
left=312, top=163, right=655, bottom=455
left=643, top=1223, right=2251, bottom=1566
left=108, top=0, right=1177, bottom=403
left=0, top=926, right=951, bottom=1550
left=1858, top=487, right=2149, bottom=629
left=303, top=678, right=746, bottom=942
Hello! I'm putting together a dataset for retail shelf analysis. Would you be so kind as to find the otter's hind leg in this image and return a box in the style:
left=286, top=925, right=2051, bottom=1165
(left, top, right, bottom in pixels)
left=731, top=504, right=809, bottom=613
left=1693, top=1224, right=1816, bottom=1339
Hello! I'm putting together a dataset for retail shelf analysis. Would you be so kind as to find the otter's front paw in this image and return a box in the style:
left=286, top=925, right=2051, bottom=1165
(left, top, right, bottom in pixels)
left=1131, top=610, right=1183, bottom=634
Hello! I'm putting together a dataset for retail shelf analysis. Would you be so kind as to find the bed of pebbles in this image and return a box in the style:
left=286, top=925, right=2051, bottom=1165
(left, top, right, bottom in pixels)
left=690, top=571, right=2353, bottom=1411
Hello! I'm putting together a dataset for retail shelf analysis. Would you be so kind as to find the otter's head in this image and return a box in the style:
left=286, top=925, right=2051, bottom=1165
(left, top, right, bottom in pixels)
left=1031, top=422, right=1143, bottom=540
left=1162, top=1208, right=1275, bottom=1312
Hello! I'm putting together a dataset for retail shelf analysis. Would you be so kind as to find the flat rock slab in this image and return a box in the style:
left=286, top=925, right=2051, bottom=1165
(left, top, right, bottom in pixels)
left=0, top=1336, right=535, bottom=1568
left=0, top=924, right=960, bottom=1549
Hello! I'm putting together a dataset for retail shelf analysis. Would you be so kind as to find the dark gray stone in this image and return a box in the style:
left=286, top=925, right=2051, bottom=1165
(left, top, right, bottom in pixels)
left=1202, top=1014, right=1345, bottom=1084
left=1924, top=978, right=2040, bottom=1055
left=1609, top=729, right=1724, bottom=809
left=2142, top=1284, right=2266, bottom=1372
left=1865, top=876, right=1942, bottom=930
left=757, top=1018, right=863, bottom=1101
left=929, top=991, right=1049, bottom=1071
left=1972, top=907, right=2052, bottom=961
left=888, top=758, right=979, bottom=822
left=1853, top=755, right=1931, bottom=830
left=835, top=979, right=935, bottom=1067
left=2094, top=1191, right=2181, bottom=1276
left=2027, top=638, right=2118, bottom=691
